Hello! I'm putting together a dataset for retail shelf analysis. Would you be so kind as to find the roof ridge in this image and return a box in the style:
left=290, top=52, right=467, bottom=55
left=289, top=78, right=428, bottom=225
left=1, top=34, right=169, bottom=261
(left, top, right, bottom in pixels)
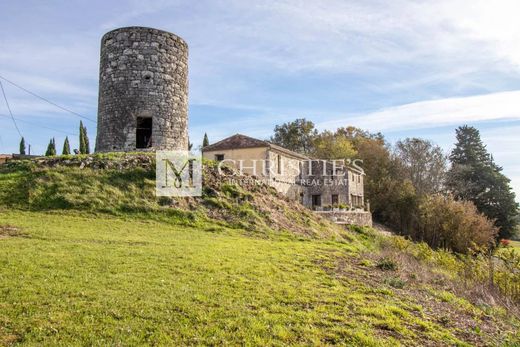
left=202, top=133, right=269, bottom=152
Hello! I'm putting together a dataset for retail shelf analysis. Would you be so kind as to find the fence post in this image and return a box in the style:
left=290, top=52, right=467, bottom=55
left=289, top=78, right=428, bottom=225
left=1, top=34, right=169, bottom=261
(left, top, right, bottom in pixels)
left=488, top=251, right=495, bottom=289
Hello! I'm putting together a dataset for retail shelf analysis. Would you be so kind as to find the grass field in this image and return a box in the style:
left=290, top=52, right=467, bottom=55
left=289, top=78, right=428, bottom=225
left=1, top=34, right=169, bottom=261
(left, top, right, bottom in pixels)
left=509, top=240, right=520, bottom=254
left=1, top=210, right=518, bottom=346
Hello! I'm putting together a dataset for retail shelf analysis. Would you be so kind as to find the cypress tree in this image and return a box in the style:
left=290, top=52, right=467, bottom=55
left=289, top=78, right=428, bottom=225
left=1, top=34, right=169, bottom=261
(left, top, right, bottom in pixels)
left=202, top=133, right=209, bottom=147
left=45, top=138, right=56, bottom=156
left=79, top=121, right=87, bottom=154
left=19, top=137, right=26, bottom=155
left=62, top=136, right=71, bottom=155
left=447, top=125, right=518, bottom=239
left=45, top=140, right=51, bottom=156
left=84, top=125, right=90, bottom=154
left=79, top=121, right=84, bottom=154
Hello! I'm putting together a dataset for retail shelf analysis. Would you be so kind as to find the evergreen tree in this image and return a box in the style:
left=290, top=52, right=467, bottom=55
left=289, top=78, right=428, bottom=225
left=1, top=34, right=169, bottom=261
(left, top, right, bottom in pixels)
left=45, top=138, right=56, bottom=156
left=202, top=133, right=209, bottom=147
left=62, top=136, right=71, bottom=155
left=84, top=126, right=90, bottom=154
left=447, top=125, right=518, bottom=239
left=79, top=121, right=90, bottom=154
left=79, top=121, right=85, bottom=154
left=19, top=137, right=26, bottom=155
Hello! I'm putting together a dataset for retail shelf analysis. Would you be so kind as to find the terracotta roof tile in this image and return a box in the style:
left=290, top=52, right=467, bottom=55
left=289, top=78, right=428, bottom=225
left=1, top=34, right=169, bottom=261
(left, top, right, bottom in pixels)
left=202, top=134, right=309, bottom=159
left=202, top=134, right=269, bottom=151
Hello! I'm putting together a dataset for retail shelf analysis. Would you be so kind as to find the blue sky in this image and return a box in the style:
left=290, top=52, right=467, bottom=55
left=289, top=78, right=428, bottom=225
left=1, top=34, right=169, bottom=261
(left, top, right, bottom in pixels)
left=1, top=0, right=520, bottom=198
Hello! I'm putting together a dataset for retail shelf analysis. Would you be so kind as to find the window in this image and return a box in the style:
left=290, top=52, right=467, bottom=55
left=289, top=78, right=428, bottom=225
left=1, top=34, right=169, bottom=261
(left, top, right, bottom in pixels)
left=312, top=194, right=321, bottom=207
left=277, top=154, right=282, bottom=175
left=136, top=117, right=152, bottom=149
left=215, top=154, right=225, bottom=161
left=331, top=194, right=339, bottom=206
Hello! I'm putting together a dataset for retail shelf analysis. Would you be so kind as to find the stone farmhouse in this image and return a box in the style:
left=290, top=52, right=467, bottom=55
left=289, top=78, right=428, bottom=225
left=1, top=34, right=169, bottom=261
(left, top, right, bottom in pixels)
left=202, top=134, right=369, bottom=220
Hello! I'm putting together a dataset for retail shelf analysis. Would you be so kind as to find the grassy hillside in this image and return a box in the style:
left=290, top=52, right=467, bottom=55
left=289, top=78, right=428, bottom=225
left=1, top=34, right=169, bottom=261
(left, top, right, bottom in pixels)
left=0, top=155, right=519, bottom=346
left=0, top=211, right=518, bottom=346
left=0, top=154, right=340, bottom=239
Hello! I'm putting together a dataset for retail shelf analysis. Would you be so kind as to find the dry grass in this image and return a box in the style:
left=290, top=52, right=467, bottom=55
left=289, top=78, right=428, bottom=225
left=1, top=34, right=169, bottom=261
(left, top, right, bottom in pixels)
left=372, top=236, right=520, bottom=319
left=0, top=225, right=26, bottom=239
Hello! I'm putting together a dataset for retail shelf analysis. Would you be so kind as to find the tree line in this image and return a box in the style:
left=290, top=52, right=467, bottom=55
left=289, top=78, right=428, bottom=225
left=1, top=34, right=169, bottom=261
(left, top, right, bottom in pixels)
left=269, top=119, right=519, bottom=253
left=19, top=121, right=90, bottom=156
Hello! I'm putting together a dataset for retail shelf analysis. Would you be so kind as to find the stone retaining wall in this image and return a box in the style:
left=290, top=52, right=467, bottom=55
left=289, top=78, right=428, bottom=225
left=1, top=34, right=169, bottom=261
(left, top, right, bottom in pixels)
left=314, top=210, right=373, bottom=227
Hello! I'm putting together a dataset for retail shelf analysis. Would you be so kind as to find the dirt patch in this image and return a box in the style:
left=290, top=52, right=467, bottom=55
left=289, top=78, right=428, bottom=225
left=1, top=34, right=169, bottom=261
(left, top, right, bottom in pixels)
left=0, top=225, right=27, bottom=239
left=0, top=333, right=21, bottom=346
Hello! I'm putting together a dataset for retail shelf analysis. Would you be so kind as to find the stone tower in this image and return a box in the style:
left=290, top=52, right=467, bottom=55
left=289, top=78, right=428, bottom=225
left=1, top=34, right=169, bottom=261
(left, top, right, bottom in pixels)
left=95, top=27, right=188, bottom=152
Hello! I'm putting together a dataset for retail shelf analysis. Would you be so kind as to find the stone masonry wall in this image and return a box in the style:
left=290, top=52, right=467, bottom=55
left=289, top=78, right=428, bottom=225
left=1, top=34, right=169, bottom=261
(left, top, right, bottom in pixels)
left=267, top=148, right=305, bottom=201
left=314, top=211, right=373, bottom=227
left=301, top=161, right=350, bottom=207
left=96, top=26, right=189, bottom=152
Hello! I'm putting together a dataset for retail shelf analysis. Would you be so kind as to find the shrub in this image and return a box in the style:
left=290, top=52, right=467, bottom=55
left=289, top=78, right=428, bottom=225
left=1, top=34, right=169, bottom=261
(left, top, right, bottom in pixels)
left=376, top=257, right=398, bottom=271
left=221, top=183, right=252, bottom=201
left=384, top=276, right=406, bottom=289
left=417, top=195, right=497, bottom=254
left=389, top=236, right=412, bottom=252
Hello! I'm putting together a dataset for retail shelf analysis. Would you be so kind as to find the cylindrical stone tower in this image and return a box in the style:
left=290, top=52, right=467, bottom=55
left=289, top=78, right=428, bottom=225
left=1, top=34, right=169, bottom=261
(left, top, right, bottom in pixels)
left=95, top=26, right=188, bottom=152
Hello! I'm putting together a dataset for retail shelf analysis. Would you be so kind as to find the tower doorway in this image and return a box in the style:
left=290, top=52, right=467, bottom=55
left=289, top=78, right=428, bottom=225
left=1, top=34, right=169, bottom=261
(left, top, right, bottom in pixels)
left=136, top=117, right=152, bottom=148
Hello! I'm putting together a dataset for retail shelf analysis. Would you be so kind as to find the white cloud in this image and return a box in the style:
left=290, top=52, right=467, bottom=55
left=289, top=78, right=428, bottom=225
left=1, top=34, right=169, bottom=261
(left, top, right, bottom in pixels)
left=319, top=90, right=520, bottom=132
left=315, top=93, right=520, bottom=199
left=439, top=0, right=520, bottom=69
left=182, top=0, right=520, bottom=75
left=3, top=0, right=520, bottom=115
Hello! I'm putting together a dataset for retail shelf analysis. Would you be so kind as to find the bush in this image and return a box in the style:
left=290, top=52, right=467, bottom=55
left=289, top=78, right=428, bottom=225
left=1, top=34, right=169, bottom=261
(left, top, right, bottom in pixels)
left=417, top=195, right=497, bottom=254
left=376, top=257, right=398, bottom=271
left=221, top=183, right=253, bottom=201
left=384, top=276, right=406, bottom=289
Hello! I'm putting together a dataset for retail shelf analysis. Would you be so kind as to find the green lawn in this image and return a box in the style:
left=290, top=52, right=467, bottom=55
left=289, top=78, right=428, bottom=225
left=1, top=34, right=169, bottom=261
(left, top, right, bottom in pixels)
left=0, top=211, right=517, bottom=346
